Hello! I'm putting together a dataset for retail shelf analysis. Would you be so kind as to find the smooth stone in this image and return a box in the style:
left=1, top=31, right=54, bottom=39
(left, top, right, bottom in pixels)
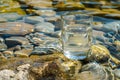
left=24, top=16, right=44, bottom=24
left=14, top=48, right=33, bottom=58
left=105, top=14, right=120, bottom=19
left=114, top=40, right=120, bottom=51
left=103, top=22, right=120, bottom=33
left=3, top=50, right=14, bottom=58
left=54, top=1, right=85, bottom=11
left=21, top=44, right=34, bottom=50
left=100, top=6, right=119, bottom=9
left=34, top=10, right=56, bottom=17
left=81, top=62, right=114, bottom=80
left=44, top=15, right=61, bottom=24
left=35, top=22, right=55, bottom=33
left=5, top=37, right=30, bottom=48
left=0, top=52, right=7, bottom=61
left=0, top=37, right=4, bottom=43
left=27, top=0, right=52, bottom=9
left=7, top=45, right=21, bottom=52
left=30, top=47, right=54, bottom=56
left=0, top=22, right=34, bottom=36
left=0, top=17, right=7, bottom=23
left=0, top=43, right=7, bottom=51
left=0, top=13, right=22, bottom=21
left=113, top=69, right=120, bottom=78
left=81, top=1, right=105, bottom=8
left=30, top=37, right=43, bottom=46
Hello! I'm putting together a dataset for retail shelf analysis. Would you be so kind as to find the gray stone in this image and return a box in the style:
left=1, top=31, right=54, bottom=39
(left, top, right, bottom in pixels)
left=24, top=16, right=44, bottom=24
left=35, top=22, right=55, bottom=33
left=5, top=37, right=30, bottom=48
left=0, top=13, right=22, bottom=21
left=30, top=47, right=54, bottom=56
left=0, top=22, right=34, bottom=36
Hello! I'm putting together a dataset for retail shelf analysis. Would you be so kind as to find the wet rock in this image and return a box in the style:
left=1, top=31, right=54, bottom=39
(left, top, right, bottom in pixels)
left=35, top=22, right=55, bottom=33
left=0, top=43, right=7, bottom=51
left=113, top=69, right=120, bottom=79
left=105, top=14, right=120, bottom=19
left=54, top=1, right=85, bottom=11
left=44, top=15, right=60, bottom=23
left=90, top=44, right=120, bottom=68
left=0, top=52, right=7, bottom=61
left=27, top=0, right=53, bottom=9
left=3, top=50, right=14, bottom=58
left=5, top=37, right=30, bottom=48
left=0, top=22, right=34, bottom=36
left=81, top=1, right=105, bottom=8
left=0, top=69, right=15, bottom=80
left=14, top=48, right=33, bottom=58
left=114, top=40, right=120, bottom=51
left=34, top=10, right=56, bottom=17
left=0, top=17, right=7, bottom=23
left=30, top=47, right=54, bottom=56
left=100, top=6, right=119, bottom=9
left=24, top=16, right=44, bottom=24
left=0, top=13, right=22, bottom=21
left=78, top=71, right=99, bottom=80
left=80, top=62, right=115, bottom=80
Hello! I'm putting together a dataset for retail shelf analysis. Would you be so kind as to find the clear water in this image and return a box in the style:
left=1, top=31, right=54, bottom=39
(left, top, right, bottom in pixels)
left=62, top=24, right=92, bottom=60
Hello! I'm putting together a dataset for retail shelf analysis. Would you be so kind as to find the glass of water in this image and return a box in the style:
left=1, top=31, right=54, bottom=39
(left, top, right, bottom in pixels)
left=61, top=14, right=93, bottom=60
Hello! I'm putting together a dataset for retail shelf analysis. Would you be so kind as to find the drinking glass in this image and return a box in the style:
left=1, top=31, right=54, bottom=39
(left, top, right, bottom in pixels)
left=61, top=14, right=93, bottom=60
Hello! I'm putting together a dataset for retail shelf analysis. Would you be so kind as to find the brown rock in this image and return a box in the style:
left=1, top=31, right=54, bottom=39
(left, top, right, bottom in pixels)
left=0, top=22, right=34, bottom=36
left=14, top=48, right=33, bottom=58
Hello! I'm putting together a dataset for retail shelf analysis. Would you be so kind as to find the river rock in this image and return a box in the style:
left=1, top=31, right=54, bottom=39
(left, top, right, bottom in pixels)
left=5, top=37, right=30, bottom=48
left=27, top=0, right=53, bottom=9
left=34, top=10, right=56, bottom=17
left=80, top=62, right=115, bottom=80
left=114, top=40, right=120, bottom=51
left=81, top=1, right=105, bottom=8
left=113, top=69, right=120, bottom=79
left=30, top=47, right=54, bottom=56
left=0, top=43, right=7, bottom=51
left=24, top=16, right=44, bottom=24
left=105, top=13, right=120, bottom=19
left=0, top=69, right=15, bottom=80
left=3, top=50, right=14, bottom=58
left=0, top=17, right=7, bottom=23
left=35, top=22, right=55, bottom=33
left=14, top=48, right=33, bottom=58
left=0, top=22, right=34, bottom=36
left=0, top=13, right=22, bottom=21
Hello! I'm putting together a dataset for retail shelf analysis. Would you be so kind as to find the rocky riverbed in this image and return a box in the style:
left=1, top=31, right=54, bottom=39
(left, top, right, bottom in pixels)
left=0, top=0, right=120, bottom=80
